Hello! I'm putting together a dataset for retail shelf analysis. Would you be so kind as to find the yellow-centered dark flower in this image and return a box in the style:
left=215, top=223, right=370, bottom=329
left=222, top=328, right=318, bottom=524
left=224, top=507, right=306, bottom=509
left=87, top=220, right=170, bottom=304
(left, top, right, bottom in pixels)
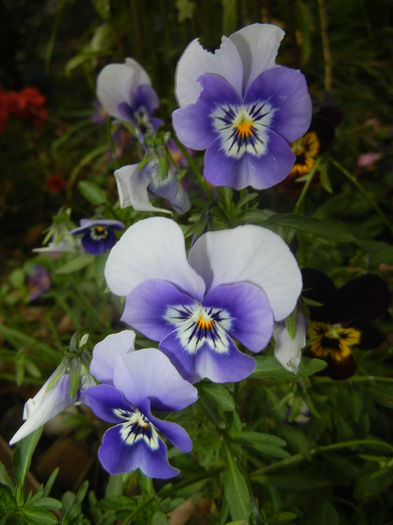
left=308, top=322, right=361, bottom=362
left=290, top=131, right=320, bottom=178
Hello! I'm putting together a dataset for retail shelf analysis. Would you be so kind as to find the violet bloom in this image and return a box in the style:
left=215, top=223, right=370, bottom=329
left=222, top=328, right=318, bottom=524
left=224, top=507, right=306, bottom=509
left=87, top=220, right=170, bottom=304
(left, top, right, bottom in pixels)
left=71, top=219, right=124, bottom=256
left=27, top=264, right=51, bottom=301
left=105, top=217, right=302, bottom=383
left=115, top=159, right=190, bottom=215
left=84, top=348, right=197, bottom=478
left=172, top=23, right=312, bottom=190
left=97, top=58, right=162, bottom=142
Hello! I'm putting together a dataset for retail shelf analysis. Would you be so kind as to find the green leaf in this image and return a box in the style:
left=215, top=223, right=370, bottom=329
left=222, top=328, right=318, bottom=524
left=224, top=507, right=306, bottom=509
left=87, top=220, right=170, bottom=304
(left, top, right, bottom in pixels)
left=285, top=310, right=297, bottom=340
left=22, top=508, right=58, bottom=525
left=306, top=500, right=339, bottom=525
left=0, top=461, right=13, bottom=489
left=297, top=357, right=327, bottom=376
left=152, top=511, right=169, bottom=525
left=272, top=511, right=298, bottom=523
left=229, top=431, right=289, bottom=459
left=200, top=382, right=235, bottom=412
left=69, top=360, right=81, bottom=399
left=13, top=428, right=43, bottom=498
left=79, top=181, right=109, bottom=206
left=56, top=254, right=92, bottom=275
left=30, top=497, right=62, bottom=510
left=252, top=356, right=294, bottom=381
left=247, top=212, right=355, bottom=242
left=43, top=468, right=59, bottom=497
left=223, top=445, right=253, bottom=520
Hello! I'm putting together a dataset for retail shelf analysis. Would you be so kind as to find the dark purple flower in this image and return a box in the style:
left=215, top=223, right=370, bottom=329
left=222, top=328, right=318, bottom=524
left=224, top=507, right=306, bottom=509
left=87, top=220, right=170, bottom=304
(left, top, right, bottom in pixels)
left=172, top=24, right=312, bottom=190
left=71, top=219, right=124, bottom=256
left=302, top=269, right=390, bottom=380
left=84, top=348, right=197, bottom=478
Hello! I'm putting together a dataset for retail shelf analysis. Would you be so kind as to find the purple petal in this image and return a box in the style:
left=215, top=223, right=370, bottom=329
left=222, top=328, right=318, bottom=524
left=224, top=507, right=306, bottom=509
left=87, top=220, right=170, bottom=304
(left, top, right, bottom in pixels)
left=83, top=384, right=130, bottom=424
left=172, top=73, right=241, bottom=150
left=245, top=66, right=312, bottom=142
left=71, top=219, right=124, bottom=235
left=90, top=330, right=136, bottom=384
left=122, top=279, right=194, bottom=342
left=149, top=415, right=193, bottom=453
left=195, top=338, right=256, bottom=383
left=204, top=283, right=274, bottom=353
left=99, top=426, right=178, bottom=478
left=159, top=330, right=201, bottom=382
left=132, top=84, right=159, bottom=115
left=82, top=229, right=116, bottom=255
left=113, top=349, right=198, bottom=411
left=204, top=138, right=250, bottom=190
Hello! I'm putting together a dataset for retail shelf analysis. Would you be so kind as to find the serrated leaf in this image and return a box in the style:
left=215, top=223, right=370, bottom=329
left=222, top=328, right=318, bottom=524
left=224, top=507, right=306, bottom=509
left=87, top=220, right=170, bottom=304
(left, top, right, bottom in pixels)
left=56, top=254, right=92, bottom=274
left=201, top=382, right=235, bottom=412
left=79, top=181, right=108, bottom=206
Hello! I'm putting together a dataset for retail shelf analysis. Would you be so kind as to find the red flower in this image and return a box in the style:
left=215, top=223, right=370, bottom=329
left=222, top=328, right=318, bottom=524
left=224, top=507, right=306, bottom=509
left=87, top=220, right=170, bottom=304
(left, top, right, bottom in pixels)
left=46, top=174, right=66, bottom=193
left=13, top=87, right=48, bottom=126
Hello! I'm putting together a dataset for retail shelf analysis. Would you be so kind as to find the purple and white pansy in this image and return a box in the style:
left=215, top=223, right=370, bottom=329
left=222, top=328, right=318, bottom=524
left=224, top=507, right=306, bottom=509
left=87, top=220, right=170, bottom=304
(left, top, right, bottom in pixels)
left=172, top=23, right=312, bottom=190
left=84, top=340, right=197, bottom=478
left=97, top=58, right=162, bottom=142
left=105, top=217, right=302, bottom=383
left=115, top=159, right=190, bottom=215
left=71, top=219, right=124, bottom=256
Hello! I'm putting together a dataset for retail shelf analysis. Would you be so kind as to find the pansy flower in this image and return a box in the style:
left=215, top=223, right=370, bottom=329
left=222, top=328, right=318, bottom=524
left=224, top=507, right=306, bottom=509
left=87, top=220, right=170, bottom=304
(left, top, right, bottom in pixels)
left=26, top=264, right=51, bottom=301
left=172, top=23, right=312, bottom=190
left=71, top=219, right=124, bottom=256
left=302, top=269, right=390, bottom=379
left=288, top=106, right=342, bottom=181
left=115, top=158, right=190, bottom=215
left=84, top=347, right=197, bottom=478
left=97, top=58, right=162, bottom=143
left=105, top=217, right=302, bottom=383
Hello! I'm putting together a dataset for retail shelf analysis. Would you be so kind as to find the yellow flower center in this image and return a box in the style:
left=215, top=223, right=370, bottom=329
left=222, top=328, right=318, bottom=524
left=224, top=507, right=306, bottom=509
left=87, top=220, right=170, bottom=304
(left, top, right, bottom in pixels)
left=308, top=321, right=361, bottom=361
left=234, top=113, right=254, bottom=139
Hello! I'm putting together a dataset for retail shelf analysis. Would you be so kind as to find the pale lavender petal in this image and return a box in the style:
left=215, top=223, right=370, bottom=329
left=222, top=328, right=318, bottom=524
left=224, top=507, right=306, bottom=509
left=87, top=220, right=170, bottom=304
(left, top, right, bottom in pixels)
left=195, top=338, right=256, bottom=383
left=99, top=426, right=178, bottom=478
left=114, top=164, right=170, bottom=213
left=124, top=58, right=151, bottom=86
left=229, top=23, right=284, bottom=91
left=122, top=279, right=194, bottom=342
left=9, top=373, right=74, bottom=445
left=149, top=415, right=193, bottom=453
left=105, top=217, right=206, bottom=299
left=188, top=225, right=302, bottom=321
left=274, top=312, right=307, bottom=374
left=245, top=66, right=312, bottom=142
left=175, top=36, right=243, bottom=106
left=150, top=170, right=191, bottom=215
left=204, top=283, right=274, bottom=353
left=90, top=330, right=136, bottom=384
left=83, top=384, right=130, bottom=424
left=113, top=349, right=198, bottom=411
left=97, top=63, right=136, bottom=120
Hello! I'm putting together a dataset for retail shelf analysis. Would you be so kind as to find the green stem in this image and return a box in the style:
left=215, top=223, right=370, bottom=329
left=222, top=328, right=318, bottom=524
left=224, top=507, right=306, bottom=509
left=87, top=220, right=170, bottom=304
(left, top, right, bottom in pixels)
left=251, top=439, right=393, bottom=477
left=172, top=136, right=214, bottom=203
left=315, top=375, right=393, bottom=384
left=294, top=157, right=322, bottom=214
left=329, top=156, right=393, bottom=235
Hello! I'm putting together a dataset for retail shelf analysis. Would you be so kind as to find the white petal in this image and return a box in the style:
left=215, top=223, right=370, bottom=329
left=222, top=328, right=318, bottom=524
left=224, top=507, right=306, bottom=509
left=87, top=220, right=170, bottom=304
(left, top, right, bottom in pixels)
left=114, top=348, right=198, bottom=410
left=96, top=59, right=150, bottom=119
left=105, top=217, right=206, bottom=299
left=124, top=57, right=151, bottom=86
left=229, top=23, right=284, bottom=91
left=9, top=374, right=74, bottom=446
left=273, top=313, right=307, bottom=374
left=90, top=330, right=136, bottom=383
left=114, top=164, right=171, bottom=213
left=175, top=36, right=243, bottom=106
left=188, top=225, right=301, bottom=321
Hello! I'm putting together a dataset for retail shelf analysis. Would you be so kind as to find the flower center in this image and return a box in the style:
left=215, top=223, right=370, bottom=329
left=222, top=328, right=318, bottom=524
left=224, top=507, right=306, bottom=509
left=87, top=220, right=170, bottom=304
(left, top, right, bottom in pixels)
left=211, top=102, right=274, bottom=160
left=308, top=322, right=361, bottom=361
left=113, top=407, right=159, bottom=450
left=290, top=132, right=320, bottom=178
left=91, top=225, right=108, bottom=240
left=164, top=303, right=232, bottom=355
